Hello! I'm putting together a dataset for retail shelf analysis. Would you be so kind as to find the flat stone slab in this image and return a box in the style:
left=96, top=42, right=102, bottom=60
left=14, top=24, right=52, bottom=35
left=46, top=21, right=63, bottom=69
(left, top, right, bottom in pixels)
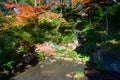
left=11, top=59, right=87, bottom=80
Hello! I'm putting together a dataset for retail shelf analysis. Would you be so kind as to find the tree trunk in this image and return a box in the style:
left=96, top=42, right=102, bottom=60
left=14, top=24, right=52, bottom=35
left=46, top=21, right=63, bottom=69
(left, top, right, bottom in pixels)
left=34, top=0, right=37, bottom=7
left=34, top=0, right=38, bottom=32
left=34, top=18, right=38, bottom=32
left=71, top=0, right=74, bottom=9
left=105, top=14, right=109, bottom=42
left=14, top=0, right=17, bottom=4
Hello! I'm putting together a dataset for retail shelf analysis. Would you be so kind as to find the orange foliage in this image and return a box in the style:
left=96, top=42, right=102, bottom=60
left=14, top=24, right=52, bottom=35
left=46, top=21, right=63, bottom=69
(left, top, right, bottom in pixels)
left=38, top=12, right=62, bottom=19
left=78, top=0, right=92, bottom=3
left=16, top=4, right=36, bottom=19
left=4, top=3, right=14, bottom=8
left=11, top=4, right=37, bottom=26
left=3, top=3, right=49, bottom=27
left=70, top=0, right=92, bottom=3
left=34, top=5, right=48, bottom=13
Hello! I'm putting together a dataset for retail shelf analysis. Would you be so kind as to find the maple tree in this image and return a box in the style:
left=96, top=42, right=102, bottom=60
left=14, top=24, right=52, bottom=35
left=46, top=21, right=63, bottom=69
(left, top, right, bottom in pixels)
left=3, top=2, right=64, bottom=32
left=4, top=3, right=47, bottom=27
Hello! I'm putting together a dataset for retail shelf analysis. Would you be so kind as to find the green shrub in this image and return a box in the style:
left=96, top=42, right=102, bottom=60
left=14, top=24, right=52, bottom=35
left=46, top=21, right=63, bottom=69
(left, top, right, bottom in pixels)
left=74, top=71, right=85, bottom=78
left=37, top=52, right=45, bottom=60
left=82, top=56, right=90, bottom=63
left=83, top=24, right=102, bottom=43
left=84, top=42, right=97, bottom=53
left=66, top=50, right=80, bottom=59
left=2, top=61, right=15, bottom=70
left=0, top=30, right=18, bottom=72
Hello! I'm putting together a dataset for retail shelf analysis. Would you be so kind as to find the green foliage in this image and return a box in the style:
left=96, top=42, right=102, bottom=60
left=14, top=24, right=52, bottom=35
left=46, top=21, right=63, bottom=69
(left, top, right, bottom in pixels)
left=57, top=49, right=81, bottom=59
left=82, top=56, right=90, bottom=63
left=18, top=0, right=33, bottom=5
left=79, top=52, right=90, bottom=63
left=81, top=23, right=104, bottom=53
left=74, top=71, right=84, bottom=78
left=0, top=30, right=19, bottom=76
left=82, top=24, right=93, bottom=34
left=106, top=4, right=119, bottom=16
left=0, top=1, right=119, bottom=78
left=84, top=42, right=97, bottom=53
left=51, top=5, right=62, bottom=13
left=66, top=50, right=80, bottom=59
left=96, top=60, right=109, bottom=71
left=37, top=52, right=45, bottom=60
left=109, top=5, right=120, bottom=28
left=38, top=16, right=62, bottom=43
left=58, top=22, right=77, bottom=43
left=57, top=50, right=64, bottom=54
left=97, top=9, right=106, bottom=21
left=16, top=30, right=32, bottom=41
left=2, top=61, right=15, bottom=69
left=0, top=30, right=18, bottom=64
left=59, top=31, right=77, bottom=44
left=38, top=17, right=61, bottom=29
left=100, top=40, right=120, bottom=56
left=10, top=26, right=47, bottom=43
left=17, top=45, right=29, bottom=53
left=8, top=15, right=16, bottom=22
left=83, top=24, right=102, bottom=43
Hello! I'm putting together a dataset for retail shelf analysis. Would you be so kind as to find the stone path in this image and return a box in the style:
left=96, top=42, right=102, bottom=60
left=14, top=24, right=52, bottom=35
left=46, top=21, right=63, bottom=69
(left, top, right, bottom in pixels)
left=11, top=56, right=87, bottom=80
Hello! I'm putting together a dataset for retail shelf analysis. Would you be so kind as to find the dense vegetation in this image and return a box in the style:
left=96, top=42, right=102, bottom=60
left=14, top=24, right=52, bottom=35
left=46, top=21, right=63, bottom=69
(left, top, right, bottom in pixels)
left=0, top=0, right=120, bottom=79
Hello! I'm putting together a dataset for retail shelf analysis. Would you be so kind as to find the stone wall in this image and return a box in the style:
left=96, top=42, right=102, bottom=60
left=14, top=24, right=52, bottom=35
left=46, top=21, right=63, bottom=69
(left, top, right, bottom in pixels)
left=91, top=49, right=120, bottom=73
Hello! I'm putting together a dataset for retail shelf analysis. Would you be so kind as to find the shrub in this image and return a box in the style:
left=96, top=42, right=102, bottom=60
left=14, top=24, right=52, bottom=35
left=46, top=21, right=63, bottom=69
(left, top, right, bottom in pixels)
left=0, top=30, right=18, bottom=72
left=37, top=52, right=45, bottom=60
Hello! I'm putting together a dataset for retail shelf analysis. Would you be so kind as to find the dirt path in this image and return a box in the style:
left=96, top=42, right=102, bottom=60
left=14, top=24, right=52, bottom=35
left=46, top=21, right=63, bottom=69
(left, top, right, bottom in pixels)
left=11, top=57, right=87, bottom=80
